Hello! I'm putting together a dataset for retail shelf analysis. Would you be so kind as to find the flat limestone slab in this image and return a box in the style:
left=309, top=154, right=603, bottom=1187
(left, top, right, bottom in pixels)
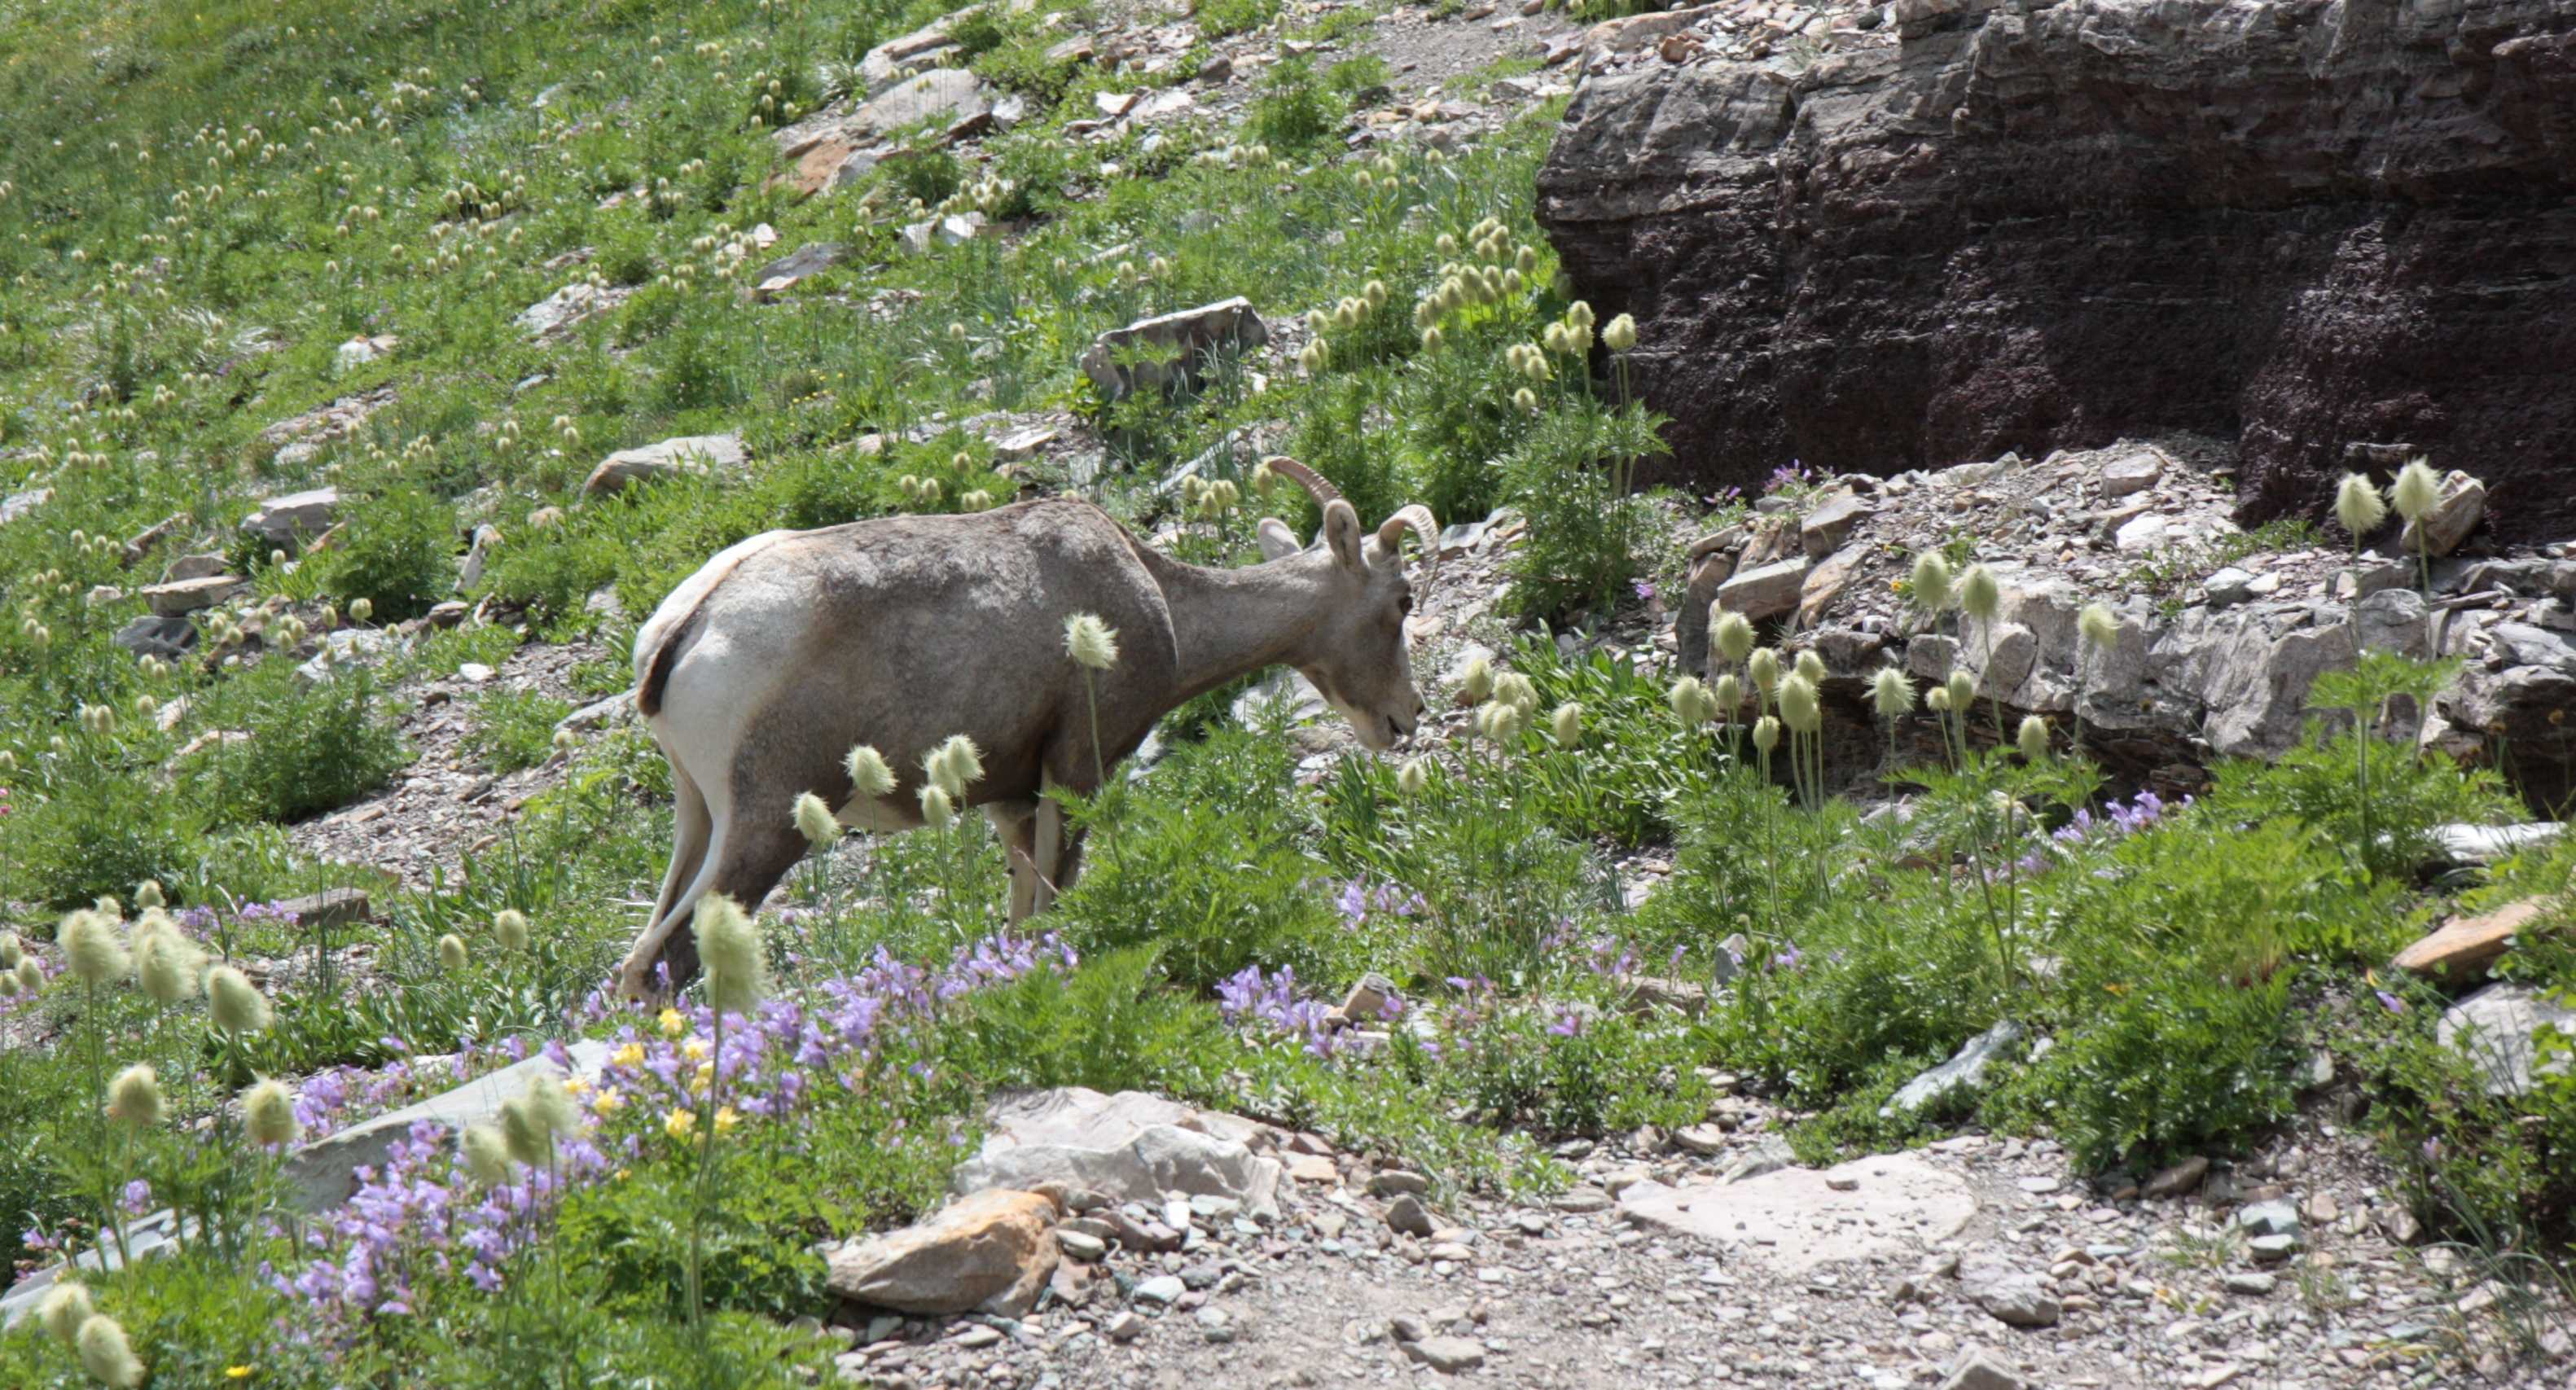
left=2394, top=898, right=2552, bottom=986
left=1616, top=1152, right=1977, bottom=1278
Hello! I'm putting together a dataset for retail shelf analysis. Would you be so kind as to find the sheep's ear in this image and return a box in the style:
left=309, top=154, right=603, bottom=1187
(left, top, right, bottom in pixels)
left=1320, top=500, right=1365, bottom=571
left=1254, top=517, right=1300, bottom=561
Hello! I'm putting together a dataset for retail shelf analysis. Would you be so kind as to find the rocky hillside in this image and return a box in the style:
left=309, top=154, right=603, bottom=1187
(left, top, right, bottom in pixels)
left=1538, top=0, right=2576, bottom=544
left=0, top=0, right=2572, bottom=1386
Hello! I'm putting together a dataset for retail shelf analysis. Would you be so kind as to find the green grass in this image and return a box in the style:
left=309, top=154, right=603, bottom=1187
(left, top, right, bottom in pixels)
left=0, top=0, right=2569, bottom=1381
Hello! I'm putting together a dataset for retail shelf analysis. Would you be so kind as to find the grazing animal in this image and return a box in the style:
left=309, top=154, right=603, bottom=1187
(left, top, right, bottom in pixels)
left=614, top=459, right=1437, bottom=998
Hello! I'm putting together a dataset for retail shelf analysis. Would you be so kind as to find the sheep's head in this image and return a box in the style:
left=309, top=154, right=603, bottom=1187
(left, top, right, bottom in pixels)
left=1256, top=458, right=1435, bottom=752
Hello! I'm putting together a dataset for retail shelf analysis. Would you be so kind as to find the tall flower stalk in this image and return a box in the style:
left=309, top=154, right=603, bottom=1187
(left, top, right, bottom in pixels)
left=2387, top=458, right=2440, bottom=594
left=61, top=910, right=132, bottom=1265
left=1959, top=563, right=2003, bottom=740
left=844, top=744, right=897, bottom=941
left=1064, top=613, right=1120, bottom=791
left=2336, top=471, right=2392, bottom=876
left=924, top=735, right=985, bottom=929
left=684, top=895, right=764, bottom=1329
left=1871, top=666, right=1914, bottom=772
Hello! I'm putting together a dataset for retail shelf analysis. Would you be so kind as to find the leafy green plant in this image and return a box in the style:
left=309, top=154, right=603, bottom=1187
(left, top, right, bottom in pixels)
left=1051, top=730, right=1345, bottom=990
left=467, top=687, right=574, bottom=774
left=314, top=486, right=461, bottom=622
left=198, top=666, right=410, bottom=825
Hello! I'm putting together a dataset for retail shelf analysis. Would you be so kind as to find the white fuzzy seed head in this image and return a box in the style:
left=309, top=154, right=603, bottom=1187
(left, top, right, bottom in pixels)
left=494, top=909, right=530, bottom=953
left=928, top=734, right=985, bottom=798
left=107, top=1063, right=165, bottom=1131
left=1713, top=610, right=1753, bottom=664
left=1927, top=686, right=1953, bottom=713
left=133, top=881, right=163, bottom=911
left=208, top=966, right=272, bottom=1034
left=461, top=1122, right=511, bottom=1186
left=436, top=934, right=468, bottom=972
left=2017, top=715, right=2052, bottom=761
left=499, top=1095, right=550, bottom=1169
left=1713, top=673, right=1742, bottom=716
left=1064, top=612, right=1120, bottom=671
left=1751, top=716, right=1781, bottom=753
left=2334, top=472, right=2388, bottom=540
left=524, top=1072, right=581, bottom=1141
left=920, top=783, right=956, bottom=831
left=2389, top=458, right=2442, bottom=523
left=1946, top=670, right=1976, bottom=711
left=1747, top=648, right=1780, bottom=695
left=1397, top=758, right=1428, bottom=796
left=694, top=892, right=766, bottom=1017
left=37, top=1281, right=93, bottom=1349
left=1779, top=673, right=1820, bottom=734
left=77, top=1313, right=144, bottom=1388
left=134, top=927, right=204, bottom=1006
left=2078, top=602, right=2118, bottom=651
left=845, top=744, right=897, bottom=800
left=1871, top=667, right=1914, bottom=720
left=244, top=1079, right=300, bottom=1147
left=59, top=910, right=129, bottom=986
left=1551, top=701, right=1583, bottom=749
left=0, top=929, right=20, bottom=971
left=1478, top=699, right=1525, bottom=744
left=792, top=791, right=839, bottom=848
left=1909, top=552, right=1953, bottom=612
left=1493, top=671, right=1538, bottom=715
left=1668, top=677, right=1714, bottom=727
left=1793, top=649, right=1824, bottom=686
left=1959, top=564, right=2002, bottom=623
left=1459, top=656, right=1494, bottom=704
left=13, top=958, right=37, bottom=997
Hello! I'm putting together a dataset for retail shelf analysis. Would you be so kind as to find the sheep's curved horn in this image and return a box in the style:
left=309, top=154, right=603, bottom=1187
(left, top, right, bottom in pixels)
left=1261, top=456, right=1342, bottom=509
left=1376, top=504, right=1439, bottom=562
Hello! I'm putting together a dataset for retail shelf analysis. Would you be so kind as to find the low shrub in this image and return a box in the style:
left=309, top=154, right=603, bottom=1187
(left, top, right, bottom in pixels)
left=314, top=486, right=461, bottom=622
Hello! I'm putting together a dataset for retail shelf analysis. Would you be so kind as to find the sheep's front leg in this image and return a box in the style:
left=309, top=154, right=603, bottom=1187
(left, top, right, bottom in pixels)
left=985, top=800, right=1040, bottom=923
left=1032, top=784, right=1064, bottom=915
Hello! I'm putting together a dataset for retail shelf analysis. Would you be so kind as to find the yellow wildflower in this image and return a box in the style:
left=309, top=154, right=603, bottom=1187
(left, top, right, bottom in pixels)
left=656, top=1007, right=686, bottom=1038
left=693, top=1062, right=715, bottom=1090
left=663, top=1109, right=696, bottom=1140
left=713, top=1107, right=739, bottom=1135
left=563, top=1076, right=591, bottom=1097
left=592, top=1088, right=625, bottom=1116
left=611, top=1042, right=644, bottom=1068
left=226, top=1370, right=252, bottom=1382
left=680, top=1036, right=710, bottom=1062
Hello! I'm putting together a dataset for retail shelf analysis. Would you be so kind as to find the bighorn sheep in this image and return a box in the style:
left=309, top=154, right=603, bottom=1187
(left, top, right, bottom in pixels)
left=613, top=459, right=1437, bottom=998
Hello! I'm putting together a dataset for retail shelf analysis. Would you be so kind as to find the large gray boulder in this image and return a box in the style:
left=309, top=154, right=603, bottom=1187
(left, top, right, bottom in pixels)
left=1078, top=300, right=1270, bottom=401
left=950, top=1087, right=1284, bottom=1221
left=2438, top=983, right=2576, bottom=1097
left=242, top=488, right=340, bottom=550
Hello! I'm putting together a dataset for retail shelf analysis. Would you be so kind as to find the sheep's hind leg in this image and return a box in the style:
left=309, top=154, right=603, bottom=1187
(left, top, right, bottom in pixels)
left=617, top=815, right=727, bottom=1002
left=986, top=800, right=1040, bottom=923
left=643, top=764, right=713, bottom=949
left=1032, top=787, right=1063, bottom=914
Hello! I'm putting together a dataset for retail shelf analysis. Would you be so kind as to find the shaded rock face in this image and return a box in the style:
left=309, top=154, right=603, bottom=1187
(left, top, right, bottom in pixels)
left=1537, top=0, right=2576, bottom=546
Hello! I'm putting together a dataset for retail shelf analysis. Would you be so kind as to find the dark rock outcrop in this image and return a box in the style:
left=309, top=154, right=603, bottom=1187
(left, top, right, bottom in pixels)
left=1537, top=0, right=2576, bottom=546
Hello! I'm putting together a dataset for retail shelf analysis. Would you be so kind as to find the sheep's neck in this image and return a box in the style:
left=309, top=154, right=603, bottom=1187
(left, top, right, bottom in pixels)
left=1155, top=554, right=1337, bottom=707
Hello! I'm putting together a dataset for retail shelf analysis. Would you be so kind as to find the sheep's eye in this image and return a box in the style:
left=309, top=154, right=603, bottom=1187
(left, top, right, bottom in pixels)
left=1398, top=594, right=1414, bottom=615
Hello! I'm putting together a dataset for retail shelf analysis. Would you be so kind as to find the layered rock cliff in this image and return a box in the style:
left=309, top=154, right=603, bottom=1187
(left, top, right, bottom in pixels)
left=1537, top=0, right=2576, bottom=544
